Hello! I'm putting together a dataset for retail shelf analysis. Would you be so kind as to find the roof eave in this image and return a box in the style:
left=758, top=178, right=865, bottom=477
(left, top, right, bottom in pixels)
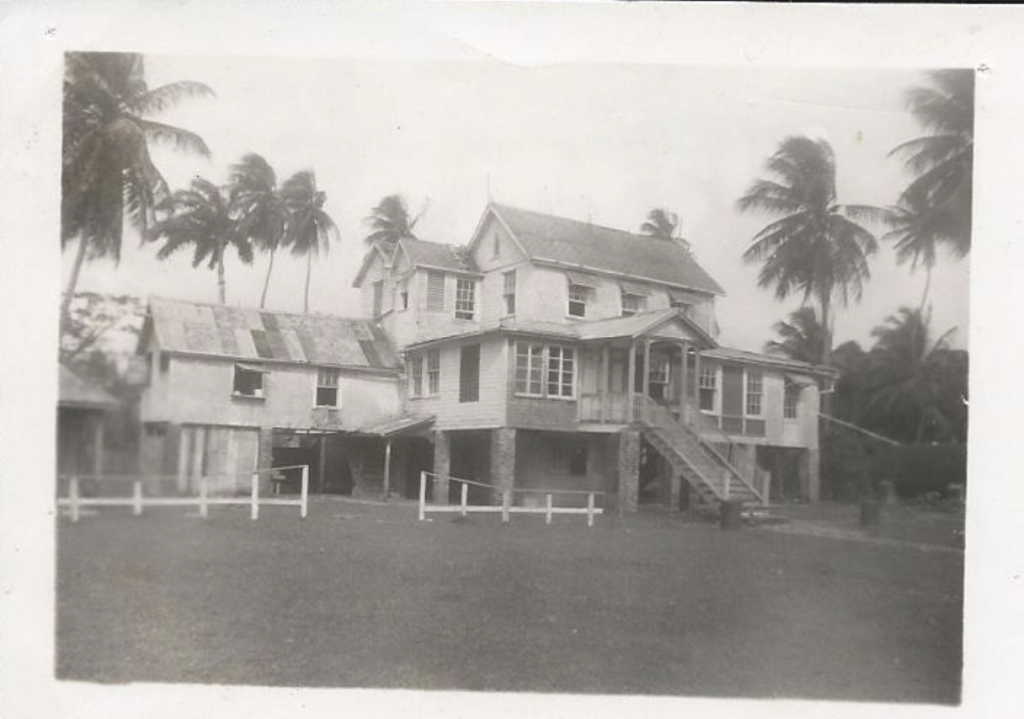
left=531, top=257, right=724, bottom=297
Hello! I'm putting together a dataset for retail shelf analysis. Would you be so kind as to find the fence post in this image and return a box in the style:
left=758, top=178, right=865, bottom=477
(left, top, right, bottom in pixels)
left=300, top=465, right=309, bottom=519
left=69, top=476, right=80, bottom=523
left=418, top=471, right=426, bottom=522
left=546, top=494, right=553, bottom=525
left=502, top=490, right=510, bottom=524
left=587, top=492, right=595, bottom=527
left=133, top=480, right=143, bottom=516
left=251, top=472, right=259, bottom=521
left=199, top=476, right=209, bottom=519
left=460, top=483, right=468, bottom=517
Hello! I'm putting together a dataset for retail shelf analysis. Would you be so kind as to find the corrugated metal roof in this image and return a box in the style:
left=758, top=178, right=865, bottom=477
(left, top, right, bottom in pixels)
left=400, top=237, right=478, bottom=275
left=59, top=363, right=118, bottom=409
left=359, top=414, right=435, bottom=437
left=491, top=203, right=725, bottom=295
left=148, top=297, right=399, bottom=370
left=704, top=346, right=838, bottom=376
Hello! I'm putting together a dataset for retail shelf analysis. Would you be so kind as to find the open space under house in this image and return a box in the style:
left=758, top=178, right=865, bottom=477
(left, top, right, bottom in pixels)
left=135, top=202, right=838, bottom=515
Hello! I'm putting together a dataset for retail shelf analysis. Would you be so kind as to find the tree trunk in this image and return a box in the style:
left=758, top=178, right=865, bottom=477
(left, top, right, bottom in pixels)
left=919, top=264, right=933, bottom=315
left=260, top=247, right=276, bottom=309
left=217, top=245, right=226, bottom=305
left=819, top=290, right=834, bottom=421
left=61, top=237, right=89, bottom=331
left=304, top=250, right=312, bottom=314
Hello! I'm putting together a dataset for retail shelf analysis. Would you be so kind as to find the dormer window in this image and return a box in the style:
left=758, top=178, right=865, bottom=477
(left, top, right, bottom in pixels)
left=455, top=278, right=476, bottom=320
left=668, top=288, right=694, bottom=317
left=619, top=281, right=650, bottom=317
left=565, top=271, right=597, bottom=318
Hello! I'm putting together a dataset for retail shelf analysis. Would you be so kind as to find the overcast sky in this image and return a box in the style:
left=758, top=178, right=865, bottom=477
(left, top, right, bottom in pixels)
left=67, top=57, right=971, bottom=353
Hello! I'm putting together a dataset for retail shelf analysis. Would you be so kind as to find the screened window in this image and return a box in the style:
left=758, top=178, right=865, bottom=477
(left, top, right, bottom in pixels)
left=503, top=271, right=516, bottom=316
left=698, top=364, right=716, bottom=411
left=233, top=364, right=266, bottom=398
left=455, top=278, right=476, bottom=320
left=426, top=271, right=445, bottom=311
left=515, top=342, right=545, bottom=396
left=427, top=350, right=440, bottom=395
left=316, top=367, right=341, bottom=407
left=746, top=370, right=763, bottom=416
left=568, top=284, right=589, bottom=318
left=621, top=292, right=646, bottom=317
left=411, top=356, right=423, bottom=397
left=784, top=381, right=800, bottom=419
left=547, top=346, right=575, bottom=398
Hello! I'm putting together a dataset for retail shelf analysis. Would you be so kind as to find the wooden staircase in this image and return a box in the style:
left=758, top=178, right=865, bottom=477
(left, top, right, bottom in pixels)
left=632, top=394, right=765, bottom=510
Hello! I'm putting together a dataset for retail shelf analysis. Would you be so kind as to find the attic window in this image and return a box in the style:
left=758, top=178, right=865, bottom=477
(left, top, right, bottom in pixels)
left=493, top=231, right=501, bottom=257
left=233, top=363, right=266, bottom=399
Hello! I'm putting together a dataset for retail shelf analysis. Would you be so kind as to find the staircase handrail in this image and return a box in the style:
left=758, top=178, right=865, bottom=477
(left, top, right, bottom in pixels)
left=633, top=393, right=764, bottom=504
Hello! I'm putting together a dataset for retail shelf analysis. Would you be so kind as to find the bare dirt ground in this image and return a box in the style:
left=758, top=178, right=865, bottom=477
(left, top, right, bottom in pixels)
left=56, top=499, right=962, bottom=703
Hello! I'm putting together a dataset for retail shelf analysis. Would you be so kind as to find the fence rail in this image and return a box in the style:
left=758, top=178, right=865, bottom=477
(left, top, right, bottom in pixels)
left=57, top=466, right=309, bottom=522
left=417, top=472, right=603, bottom=527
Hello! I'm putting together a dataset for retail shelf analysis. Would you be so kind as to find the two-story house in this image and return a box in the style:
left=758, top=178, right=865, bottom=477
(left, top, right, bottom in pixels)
left=136, top=297, right=402, bottom=497
left=352, top=203, right=837, bottom=513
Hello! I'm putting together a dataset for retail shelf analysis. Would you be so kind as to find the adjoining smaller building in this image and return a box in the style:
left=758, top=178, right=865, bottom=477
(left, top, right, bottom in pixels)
left=58, top=362, right=119, bottom=479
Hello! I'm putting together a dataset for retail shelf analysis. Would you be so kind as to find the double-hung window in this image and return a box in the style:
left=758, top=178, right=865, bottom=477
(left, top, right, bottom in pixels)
left=411, top=356, right=424, bottom=397
left=546, top=346, right=575, bottom=398
left=316, top=367, right=340, bottom=407
left=568, top=285, right=589, bottom=318
left=503, top=271, right=516, bottom=316
left=427, top=350, right=440, bottom=395
left=455, top=278, right=476, bottom=320
left=745, top=370, right=763, bottom=416
left=515, top=342, right=545, bottom=396
left=621, top=291, right=646, bottom=317
left=698, top=364, right=717, bottom=411
left=784, top=380, right=800, bottom=419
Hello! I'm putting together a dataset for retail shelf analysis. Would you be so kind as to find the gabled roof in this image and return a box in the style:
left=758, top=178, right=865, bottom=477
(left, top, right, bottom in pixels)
left=352, top=236, right=479, bottom=288
left=574, top=308, right=717, bottom=347
left=59, top=363, right=118, bottom=410
left=480, top=203, right=725, bottom=296
left=143, top=297, right=399, bottom=371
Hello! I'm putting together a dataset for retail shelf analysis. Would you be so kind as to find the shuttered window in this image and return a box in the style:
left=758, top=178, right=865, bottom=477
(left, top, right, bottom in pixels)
left=426, top=271, right=445, bottom=311
left=459, top=344, right=480, bottom=403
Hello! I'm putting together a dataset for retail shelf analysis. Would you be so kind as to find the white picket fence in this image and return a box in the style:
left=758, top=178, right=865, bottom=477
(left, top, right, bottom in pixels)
left=417, top=471, right=604, bottom=527
left=57, top=465, right=310, bottom=522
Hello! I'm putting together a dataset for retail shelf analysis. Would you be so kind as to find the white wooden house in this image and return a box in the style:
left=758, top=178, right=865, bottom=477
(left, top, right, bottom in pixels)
left=352, top=203, right=837, bottom=512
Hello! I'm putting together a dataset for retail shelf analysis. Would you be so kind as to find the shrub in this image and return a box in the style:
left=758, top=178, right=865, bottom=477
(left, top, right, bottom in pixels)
left=871, top=443, right=967, bottom=499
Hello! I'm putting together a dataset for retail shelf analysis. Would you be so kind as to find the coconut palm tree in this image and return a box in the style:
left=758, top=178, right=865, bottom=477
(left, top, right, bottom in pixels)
left=229, top=153, right=289, bottom=308
left=862, top=307, right=965, bottom=443
left=281, top=171, right=338, bottom=313
left=363, top=194, right=420, bottom=255
left=737, top=135, right=879, bottom=368
left=764, top=306, right=827, bottom=365
left=61, top=52, right=214, bottom=325
left=145, top=178, right=253, bottom=304
left=640, top=208, right=691, bottom=253
left=891, top=69, right=974, bottom=257
left=875, top=185, right=942, bottom=312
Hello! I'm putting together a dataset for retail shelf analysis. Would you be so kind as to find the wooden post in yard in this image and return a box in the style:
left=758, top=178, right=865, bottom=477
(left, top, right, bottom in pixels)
left=546, top=494, right=553, bottom=525
left=69, top=476, right=80, bottom=523
left=132, top=480, right=143, bottom=516
left=383, top=438, right=392, bottom=501
left=199, top=476, right=209, bottom=519
left=300, top=465, right=309, bottom=519
left=460, top=483, right=468, bottom=517
left=251, top=472, right=259, bottom=520
left=587, top=492, right=595, bottom=527
left=418, top=471, right=427, bottom=521
left=502, top=490, right=511, bottom=524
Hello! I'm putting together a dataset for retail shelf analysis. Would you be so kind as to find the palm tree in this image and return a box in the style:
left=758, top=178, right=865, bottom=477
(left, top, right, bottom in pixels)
left=891, top=69, right=974, bottom=257
left=737, top=136, right=879, bottom=368
left=863, top=307, right=964, bottom=443
left=876, top=185, right=942, bottom=312
left=363, top=194, right=420, bottom=255
left=764, top=306, right=827, bottom=365
left=640, top=208, right=691, bottom=253
left=145, top=178, right=253, bottom=304
left=281, top=171, right=338, bottom=313
left=61, top=52, right=214, bottom=325
left=229, top=153, right=289, bottom=308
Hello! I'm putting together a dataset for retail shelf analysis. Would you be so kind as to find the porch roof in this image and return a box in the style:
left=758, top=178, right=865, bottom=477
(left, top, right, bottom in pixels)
left=358, top=414, right=435, bottom=437
left=59, top=363, right=119, bottom=411
left=574, top=308, right=717, bottom=347
left=703, top=346, right=839, bottom=378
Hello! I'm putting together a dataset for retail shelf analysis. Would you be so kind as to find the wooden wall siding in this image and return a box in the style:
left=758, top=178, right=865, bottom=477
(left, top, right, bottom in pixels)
left=380, top=267, right=485, bottom=350
left=721, top=364, right=744, bottom=417
left=407, top=336, right=507, bottom=430
left=471, top=215, right=529, bottom=324
left=176, top=425, right=259, bottom=495
left=140, top=355, right=400, bottom=430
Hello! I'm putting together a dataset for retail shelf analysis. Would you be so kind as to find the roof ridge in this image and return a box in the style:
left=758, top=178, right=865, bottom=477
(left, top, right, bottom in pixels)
left=492, top=202, right=663, bottom=243
left=150, top=296, right=373, bottom=324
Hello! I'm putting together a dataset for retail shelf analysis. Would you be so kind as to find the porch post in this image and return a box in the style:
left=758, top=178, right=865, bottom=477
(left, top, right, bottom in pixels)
left=626, top=339, right=636, bottom=422
left=642, top=339, right=652, bottom=398
left=693, top=350, right=702, bottom=426
left=382, top=437, right=392, bottom=500
left=678, top=341, right=689, bottom=422
left=92, top=414, right=105, bottom=477
left=318, top=433, right=327, bottom=493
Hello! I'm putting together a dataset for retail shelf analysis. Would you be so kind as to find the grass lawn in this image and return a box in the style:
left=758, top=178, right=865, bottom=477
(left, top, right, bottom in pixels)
left=56, top=500, right=963, bottom=703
